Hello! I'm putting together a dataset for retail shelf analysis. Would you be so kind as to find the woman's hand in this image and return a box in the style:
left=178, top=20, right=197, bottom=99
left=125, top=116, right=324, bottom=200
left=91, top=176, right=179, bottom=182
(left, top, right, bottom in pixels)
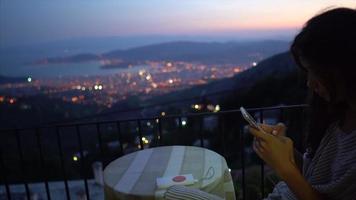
left=259, top=122, right=287, bottom=136
left=250, top=124, right=325, bottom=200
left=249, top=124, right=296, bottom=179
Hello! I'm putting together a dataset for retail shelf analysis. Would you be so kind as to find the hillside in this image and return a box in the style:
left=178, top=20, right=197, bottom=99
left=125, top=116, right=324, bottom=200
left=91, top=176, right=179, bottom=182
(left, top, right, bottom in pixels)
left=106, top=51, right=307, bottom=119
left=0, top=75, right=26, bottom=84
left=104, top=40, right=289, bottom=64
left=33, top=40, right=290, bottom=66
left=144, top=51, right=301, bottom=105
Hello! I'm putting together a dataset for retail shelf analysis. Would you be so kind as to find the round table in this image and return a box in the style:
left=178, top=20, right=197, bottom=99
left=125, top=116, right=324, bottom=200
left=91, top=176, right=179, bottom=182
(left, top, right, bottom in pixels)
left=103, top=146, right=236, bottom=200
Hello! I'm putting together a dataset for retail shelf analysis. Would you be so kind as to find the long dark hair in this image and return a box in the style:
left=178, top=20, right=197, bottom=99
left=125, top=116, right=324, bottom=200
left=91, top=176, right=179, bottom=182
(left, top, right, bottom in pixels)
left=291, top=7, right=356, bottom=154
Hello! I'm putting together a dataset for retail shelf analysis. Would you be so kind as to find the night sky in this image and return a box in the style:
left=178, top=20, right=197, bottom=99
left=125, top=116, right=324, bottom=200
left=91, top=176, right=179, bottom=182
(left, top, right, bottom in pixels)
left=0, top=0, right=355, bottom=47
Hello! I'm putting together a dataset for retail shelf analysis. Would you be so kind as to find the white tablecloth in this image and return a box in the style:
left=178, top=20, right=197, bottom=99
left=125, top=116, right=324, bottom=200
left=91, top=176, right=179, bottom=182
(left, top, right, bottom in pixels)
left=104, top=146, right=236, bottom=200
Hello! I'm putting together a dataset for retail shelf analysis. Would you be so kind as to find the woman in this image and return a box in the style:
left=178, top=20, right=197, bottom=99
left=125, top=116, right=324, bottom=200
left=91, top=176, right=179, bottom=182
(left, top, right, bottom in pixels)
left=249, top=7, right=356, bottom=200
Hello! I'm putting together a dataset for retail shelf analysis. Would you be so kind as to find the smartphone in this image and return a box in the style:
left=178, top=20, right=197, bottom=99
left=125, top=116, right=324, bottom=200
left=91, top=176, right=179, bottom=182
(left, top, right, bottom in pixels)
left=240, top=107, right=265, bottom=133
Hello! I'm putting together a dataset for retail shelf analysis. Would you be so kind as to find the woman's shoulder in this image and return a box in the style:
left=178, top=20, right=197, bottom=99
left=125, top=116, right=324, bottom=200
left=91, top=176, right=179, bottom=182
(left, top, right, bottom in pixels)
left=326, top=121, right=340, bottom=134
left=315, top=121, right=340, bottom=148
left=322, top=120, right=356, bottom=142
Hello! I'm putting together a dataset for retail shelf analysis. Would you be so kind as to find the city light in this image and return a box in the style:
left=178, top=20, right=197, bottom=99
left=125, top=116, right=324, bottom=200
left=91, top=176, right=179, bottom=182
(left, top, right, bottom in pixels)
left=146, top=122, right=151, bottom=126
left=145, top=74, right=152, bottom=81
left=0, top=96, right=4, bottom=103
left=2, top=60, right=257, bottom=109
left=142, top=137, right=149, bottom=144
left=252, top=62, right=258, bottom=67
left=73, top=156, right=79, bottom=162
left=166, top=62, right=173, bottom=67
left=234, top=68, right=241, bottom=73
left=161, top=112, right=166, bottom=116
left=182, top=120, right=187, bottom=126
left=71, top=96, right=78, bottom=103
left=214, top=105, right=221, bottom=112
left=207, top=104, right=215, bottom=111
left=138, top=70, right=145, bottom=76
left=9, top=98, right=15, bottom=104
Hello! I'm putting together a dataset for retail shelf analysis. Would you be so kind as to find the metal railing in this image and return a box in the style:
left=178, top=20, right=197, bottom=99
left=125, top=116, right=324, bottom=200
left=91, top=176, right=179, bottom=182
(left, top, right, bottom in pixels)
left=0, top=104, right=307, bottom=200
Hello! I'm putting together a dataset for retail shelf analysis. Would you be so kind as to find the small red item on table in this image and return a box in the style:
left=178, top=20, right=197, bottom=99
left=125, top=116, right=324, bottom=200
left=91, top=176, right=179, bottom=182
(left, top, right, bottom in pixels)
left=172, top=175, right=186, bottom=182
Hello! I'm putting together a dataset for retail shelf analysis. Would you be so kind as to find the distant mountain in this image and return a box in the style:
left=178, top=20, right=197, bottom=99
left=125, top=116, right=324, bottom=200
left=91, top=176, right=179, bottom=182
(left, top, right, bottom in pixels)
left=33, top=53, right=100, bottom=65
left=33, top=40, right=290, bottom=66
left=0, top=75, right=26, bottom=84
left=104, top=40, right=290, bottom=64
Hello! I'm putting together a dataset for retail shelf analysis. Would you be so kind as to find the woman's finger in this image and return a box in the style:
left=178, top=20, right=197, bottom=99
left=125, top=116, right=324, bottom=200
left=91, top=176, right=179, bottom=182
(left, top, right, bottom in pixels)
left=249, top=126, right=270, bottom=140
left=258, top=139, right=268, bottom=149
left=259, top=124, right=274, bottom=133
left=275, top=123, right=287, bottom=135
left=253, top=140, right=264, bottom=157
left=254, top=138, right=265, bottom=153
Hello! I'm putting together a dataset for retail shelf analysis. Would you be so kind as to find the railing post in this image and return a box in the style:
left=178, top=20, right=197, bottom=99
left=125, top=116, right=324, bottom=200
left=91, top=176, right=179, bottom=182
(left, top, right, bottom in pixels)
left=14, top=129, right=31, bottom=200
left=178, top=117, right=182, bottom=130
left=35, top=128, right=51, bottom=200
left=199, top=116, right=204, bottom=147
left=298, top=107, right=305, bottom=152
left=75, top=125, right=90, bottom=200
left=137, top=120, right=144, bottom=150
left=219, top=115, right=226, bottom=157
left=157, top=118, right=163, bottom=146
left=55, top=127, right=71, bottom=200
left=96, top=123, right=105, bottom=162
left=259, top=110, right=265, bottom=198
left=279, top=107, right=284, bottom=122
left=116, top=122, right=124, bottom=155
left=0, top=142, right=12, bottom=200
left=240, top=126, right=246, bottom=200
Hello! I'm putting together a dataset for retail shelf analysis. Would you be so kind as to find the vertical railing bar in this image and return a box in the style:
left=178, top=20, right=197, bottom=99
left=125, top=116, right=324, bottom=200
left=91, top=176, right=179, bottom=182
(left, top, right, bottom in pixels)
left=115, top=122, right=124, bottom=155
left=239, top=126, right=246, bottom=200
left=219, top=115, right=227, bottom=157
left=298, top=107, right=305, bottom=151
left=178, top=117, right=182, bottom=130
left=96, top=123, right=105, bottom=162
left=0, top=142, right=12, bottom=200
left=279, top=107, right=284, bottom=122
left=259, top=110, right=265, bottom=198
left=35, top=128, right=51, bottom=200
left=153, top=119, right=159, bottom=147
left=158, top=118, right=163, bottom=146
left=55, top=127, right=71, bottom=200
left=14, top=129, right=31, bottom=200
left=137, top=120, right=144, bottom=150
left=199, top=116, right=204, bottom=147
left=75, top=125, right=90, bottom=200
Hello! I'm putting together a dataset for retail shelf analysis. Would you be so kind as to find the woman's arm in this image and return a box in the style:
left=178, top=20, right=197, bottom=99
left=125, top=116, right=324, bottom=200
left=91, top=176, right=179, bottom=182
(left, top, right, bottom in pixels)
left=294, top=149, right=303, bottom=171
left=280, top=162, right=324, bottom=200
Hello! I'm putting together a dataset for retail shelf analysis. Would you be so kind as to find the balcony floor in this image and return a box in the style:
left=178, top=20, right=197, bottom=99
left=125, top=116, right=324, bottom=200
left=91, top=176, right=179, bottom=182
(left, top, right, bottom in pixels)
left=0, top=179, right=104, bottom=200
